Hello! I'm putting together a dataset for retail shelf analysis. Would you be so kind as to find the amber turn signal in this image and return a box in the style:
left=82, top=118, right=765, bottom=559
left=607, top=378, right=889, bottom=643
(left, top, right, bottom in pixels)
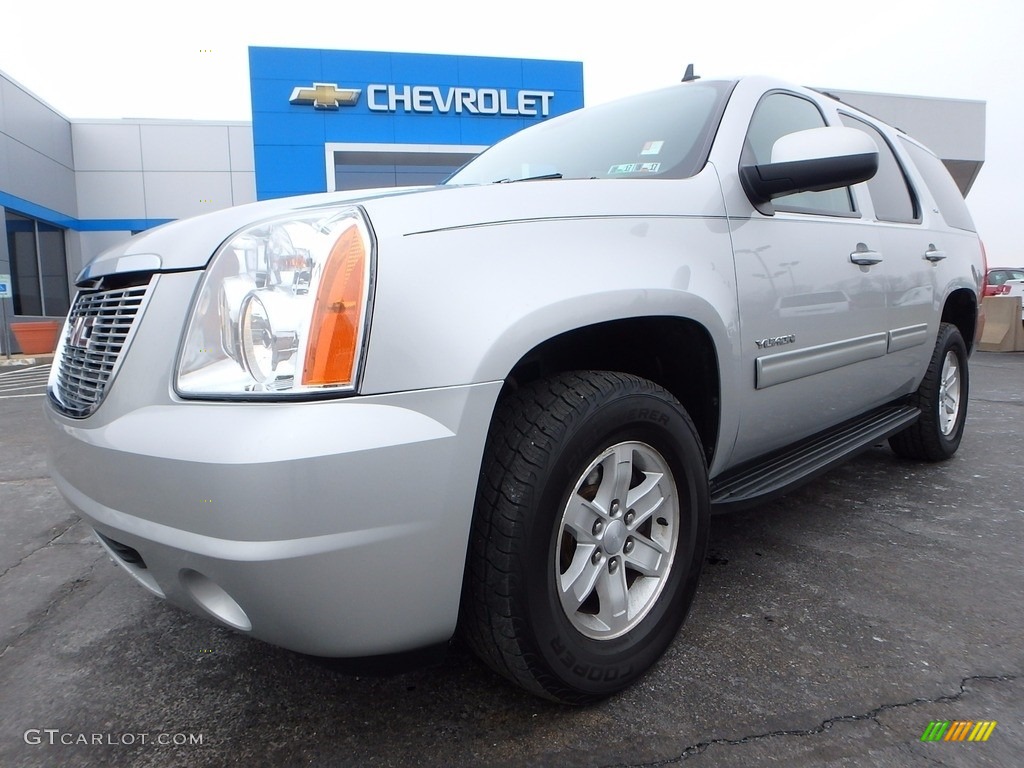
left=302, top=223, right=367, bottom=386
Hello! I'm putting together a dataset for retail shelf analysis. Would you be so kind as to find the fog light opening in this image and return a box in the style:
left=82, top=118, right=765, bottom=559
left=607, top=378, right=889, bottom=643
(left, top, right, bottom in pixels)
left=93, top=530, right=164, bottom=598
left=179, top=569, right=252, bottom=631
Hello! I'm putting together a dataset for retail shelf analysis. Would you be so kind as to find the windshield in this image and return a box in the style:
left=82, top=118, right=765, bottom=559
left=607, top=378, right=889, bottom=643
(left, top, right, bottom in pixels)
left=446, top=80, right=734, bottom=185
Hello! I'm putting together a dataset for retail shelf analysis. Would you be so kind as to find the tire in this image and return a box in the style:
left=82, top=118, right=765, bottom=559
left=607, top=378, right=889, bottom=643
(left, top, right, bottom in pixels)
left=460, top=371, right=710, bottom=704
left=889, top=322, right=969, bottom=462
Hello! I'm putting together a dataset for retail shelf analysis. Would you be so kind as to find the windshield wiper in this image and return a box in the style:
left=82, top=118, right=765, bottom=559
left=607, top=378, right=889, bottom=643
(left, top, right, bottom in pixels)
left=494, top=173, right=563, bottom=183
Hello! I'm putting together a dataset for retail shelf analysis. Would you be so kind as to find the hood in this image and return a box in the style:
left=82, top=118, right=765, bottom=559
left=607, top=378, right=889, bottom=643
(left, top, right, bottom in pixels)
left=75, top=186, right=429, bottom=284
left=77, top=169, right=722, bottom=281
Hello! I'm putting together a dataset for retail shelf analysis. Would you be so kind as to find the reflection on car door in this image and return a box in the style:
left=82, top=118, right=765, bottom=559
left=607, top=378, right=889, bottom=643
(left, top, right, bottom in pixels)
left=731, top=214, right=893, bottom=462
left=728, top=92, right=892, bottom=463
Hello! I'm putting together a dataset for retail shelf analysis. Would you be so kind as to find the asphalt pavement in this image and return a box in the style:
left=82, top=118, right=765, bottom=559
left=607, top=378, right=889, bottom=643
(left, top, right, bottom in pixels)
left=0, top=363, right=50, bottom=400
left=0, top=352, right=1021, bottom=768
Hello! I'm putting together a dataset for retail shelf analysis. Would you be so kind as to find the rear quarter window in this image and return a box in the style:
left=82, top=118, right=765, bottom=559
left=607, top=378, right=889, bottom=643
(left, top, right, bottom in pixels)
left=839, top=114, right=918, bottom=224
left=899, top=138, right=976, bottom=232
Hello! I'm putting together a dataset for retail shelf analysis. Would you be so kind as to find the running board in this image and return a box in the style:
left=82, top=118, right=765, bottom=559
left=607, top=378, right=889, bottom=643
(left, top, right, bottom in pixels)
left=710, top=405, right=920, bottom=512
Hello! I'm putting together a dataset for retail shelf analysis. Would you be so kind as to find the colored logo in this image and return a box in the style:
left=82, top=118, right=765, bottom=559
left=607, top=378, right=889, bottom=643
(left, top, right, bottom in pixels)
left=920, top=720, right=997, bottom=742
left=289, top=83, right=361, bottom=109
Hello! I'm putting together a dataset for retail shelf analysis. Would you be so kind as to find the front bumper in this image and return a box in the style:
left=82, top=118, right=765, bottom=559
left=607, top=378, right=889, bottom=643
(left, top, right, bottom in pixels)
left=46, top=381, right=501, bottom=656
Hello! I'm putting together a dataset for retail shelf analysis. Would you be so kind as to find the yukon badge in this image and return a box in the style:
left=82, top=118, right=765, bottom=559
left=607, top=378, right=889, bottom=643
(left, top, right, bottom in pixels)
left=755, top=334, right=796, bottom=350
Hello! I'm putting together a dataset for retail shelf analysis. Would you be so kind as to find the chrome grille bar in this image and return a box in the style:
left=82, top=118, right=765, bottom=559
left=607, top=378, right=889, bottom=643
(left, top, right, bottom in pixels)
left=49, top=277, right=154, bottom=418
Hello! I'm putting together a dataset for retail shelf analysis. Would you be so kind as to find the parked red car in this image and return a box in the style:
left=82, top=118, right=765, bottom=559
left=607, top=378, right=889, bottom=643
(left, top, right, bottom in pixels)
left=985, top=267, right=1024, bottom=296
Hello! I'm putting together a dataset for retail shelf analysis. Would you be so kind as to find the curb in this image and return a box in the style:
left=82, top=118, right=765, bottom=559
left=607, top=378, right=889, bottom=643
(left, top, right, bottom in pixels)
left=0, top=355, right=54, bottom=368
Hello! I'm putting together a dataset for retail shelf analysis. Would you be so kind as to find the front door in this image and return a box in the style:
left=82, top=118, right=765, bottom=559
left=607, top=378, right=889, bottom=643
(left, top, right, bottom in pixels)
left=729, top=92, right=891, bottom=463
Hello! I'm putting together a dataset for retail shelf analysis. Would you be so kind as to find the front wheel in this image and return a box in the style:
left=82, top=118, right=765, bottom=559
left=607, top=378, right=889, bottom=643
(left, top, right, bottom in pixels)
left=460, top=371, right=710, bottom=704
left=889, top=322, right=969, bottom=461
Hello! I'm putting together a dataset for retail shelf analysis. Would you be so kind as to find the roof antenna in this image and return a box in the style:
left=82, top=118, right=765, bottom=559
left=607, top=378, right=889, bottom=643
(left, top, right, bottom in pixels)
left=681, top=64, right=700, bottom=82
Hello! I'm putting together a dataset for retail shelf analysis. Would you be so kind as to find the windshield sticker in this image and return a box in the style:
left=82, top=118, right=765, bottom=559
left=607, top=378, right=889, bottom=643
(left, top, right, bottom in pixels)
left=608, top=162, right=661, bottom=175
left=640, top=140, right=664, bottom=155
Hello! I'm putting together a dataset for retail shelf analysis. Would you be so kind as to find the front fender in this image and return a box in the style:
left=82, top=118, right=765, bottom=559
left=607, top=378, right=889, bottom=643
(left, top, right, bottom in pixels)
left=360, top=213, right=740, bottom=396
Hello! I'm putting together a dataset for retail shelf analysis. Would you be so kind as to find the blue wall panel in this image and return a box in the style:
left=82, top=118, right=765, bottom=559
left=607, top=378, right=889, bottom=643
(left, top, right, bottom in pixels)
left=252, top=112, right=326, bottom=146
left=456, top=56, right=524, bottom=87
left=319, top=49, right=394, bottom=82
left=249, top=47, right=323, bottom=81
left=390, top=53, right=460, bottom=85
left=255, top=146, right=327, bottom=194
left=391, top=113, right=463, bottom=144
left=249, top=47, right=584, bottom=200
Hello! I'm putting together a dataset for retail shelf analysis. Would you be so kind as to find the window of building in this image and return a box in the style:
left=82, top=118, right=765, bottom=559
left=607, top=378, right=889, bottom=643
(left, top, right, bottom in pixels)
left=327, top=143, right=487, bottom=193
left=839, top=114, right=919, bottom=224
left=4, top=211, right=70, bottom=317
left=334, top=150, right=477, bottom=190
left=742, top=92, right=854, bottom=216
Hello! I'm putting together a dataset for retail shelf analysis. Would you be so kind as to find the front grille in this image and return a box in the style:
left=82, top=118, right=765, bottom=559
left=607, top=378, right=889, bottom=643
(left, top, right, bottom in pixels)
left=50, top=277, right=154, bottom=417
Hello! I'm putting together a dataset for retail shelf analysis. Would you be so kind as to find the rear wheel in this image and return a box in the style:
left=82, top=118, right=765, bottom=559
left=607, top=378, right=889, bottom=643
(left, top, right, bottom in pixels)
left=889, top=322, right=969, bottom=461
left=460, top=371, right=710, bottom=703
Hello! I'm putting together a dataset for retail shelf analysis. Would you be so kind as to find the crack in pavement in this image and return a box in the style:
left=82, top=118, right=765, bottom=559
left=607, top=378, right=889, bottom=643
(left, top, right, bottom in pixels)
left=608, top=674, right=1019, bottom=766
left=0, top=516, right=80, bottom=583
left=0, top=555, right=102, bottom=660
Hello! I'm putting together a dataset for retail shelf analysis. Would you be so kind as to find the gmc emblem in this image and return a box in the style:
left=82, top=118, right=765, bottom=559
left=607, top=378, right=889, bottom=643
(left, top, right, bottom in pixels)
left=68, top=316, right=96, bottom=348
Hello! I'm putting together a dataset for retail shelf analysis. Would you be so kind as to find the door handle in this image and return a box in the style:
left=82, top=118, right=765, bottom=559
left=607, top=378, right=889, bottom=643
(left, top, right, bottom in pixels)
left=924, top=244, right=946, bottom=263
left=850, top=243, right=883, bottom=266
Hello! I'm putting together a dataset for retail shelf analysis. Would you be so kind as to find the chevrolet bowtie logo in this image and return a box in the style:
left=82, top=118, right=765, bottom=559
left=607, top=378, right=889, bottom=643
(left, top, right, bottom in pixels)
left=289, top=83, right=361, bottom=109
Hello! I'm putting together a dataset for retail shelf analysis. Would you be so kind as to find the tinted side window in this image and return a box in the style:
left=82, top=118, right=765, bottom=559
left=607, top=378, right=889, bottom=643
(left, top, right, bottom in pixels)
left=899, top=139, right=976, bottom=232
left=743, top=92, right=854, bottom=215
left=839, top=114, right=918, bottom=224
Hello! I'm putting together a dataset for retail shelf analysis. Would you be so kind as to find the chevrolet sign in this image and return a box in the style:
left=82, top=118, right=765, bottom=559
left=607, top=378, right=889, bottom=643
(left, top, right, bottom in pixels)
left=367, top=85, right=554, bottom=116
left=289, top=83, right=362, bottom=109
left=290, top=82, right=554, bottom=117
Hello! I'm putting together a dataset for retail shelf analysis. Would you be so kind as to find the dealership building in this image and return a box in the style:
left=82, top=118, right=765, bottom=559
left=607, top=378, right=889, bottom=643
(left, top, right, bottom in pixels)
left=0, top=46, right=984, bottom=353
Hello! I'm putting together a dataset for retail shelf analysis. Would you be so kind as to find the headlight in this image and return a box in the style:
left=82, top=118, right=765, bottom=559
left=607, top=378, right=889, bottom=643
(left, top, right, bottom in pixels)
left=176, top=206, right=374, bottom=397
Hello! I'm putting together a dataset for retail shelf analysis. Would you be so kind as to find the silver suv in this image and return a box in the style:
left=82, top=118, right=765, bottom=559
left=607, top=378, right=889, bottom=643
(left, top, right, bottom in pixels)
left=46, top=76, right=984, bottom=704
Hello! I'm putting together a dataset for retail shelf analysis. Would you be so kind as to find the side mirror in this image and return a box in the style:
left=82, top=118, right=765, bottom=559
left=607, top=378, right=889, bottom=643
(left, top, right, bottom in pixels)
left=740, top=126, right=878, bottom=214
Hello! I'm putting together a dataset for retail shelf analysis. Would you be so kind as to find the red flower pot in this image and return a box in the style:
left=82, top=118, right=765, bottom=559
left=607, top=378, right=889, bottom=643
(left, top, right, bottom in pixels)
left=10, top=321, right=61, bottom=354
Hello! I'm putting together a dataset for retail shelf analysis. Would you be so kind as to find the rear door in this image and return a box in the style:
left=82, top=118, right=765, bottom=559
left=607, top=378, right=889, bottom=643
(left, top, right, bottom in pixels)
left=838, top=113, right=937, bottom=386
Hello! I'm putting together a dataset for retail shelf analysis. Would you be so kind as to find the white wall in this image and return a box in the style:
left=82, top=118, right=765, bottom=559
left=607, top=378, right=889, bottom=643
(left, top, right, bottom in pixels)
left=0, top=68, right=257, bottom=329
left=824, top=88, right=985, bottom=195
left=72, top=121, right=254, bottom=222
